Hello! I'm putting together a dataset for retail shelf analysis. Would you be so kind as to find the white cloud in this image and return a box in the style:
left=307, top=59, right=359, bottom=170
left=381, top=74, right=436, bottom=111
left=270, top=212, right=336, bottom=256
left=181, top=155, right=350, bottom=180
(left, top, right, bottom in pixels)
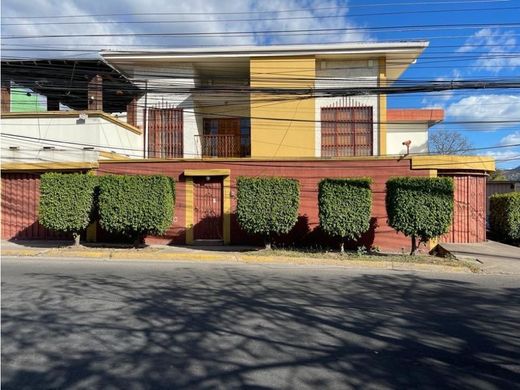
left=446, top=94, right=520, bottom=130
left=1, top=0, right=370, bottom=58
left=456, top=28, right=520, bottom=73
left=499, top=131, right=520, bottom=145
left=485, top=147, right=520, bottom=171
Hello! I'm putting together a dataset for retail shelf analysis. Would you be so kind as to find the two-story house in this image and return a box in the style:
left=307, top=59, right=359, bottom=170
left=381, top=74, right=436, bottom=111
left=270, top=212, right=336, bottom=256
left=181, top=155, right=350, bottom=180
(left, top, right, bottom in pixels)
left=1, top=42, right=493, bottom=250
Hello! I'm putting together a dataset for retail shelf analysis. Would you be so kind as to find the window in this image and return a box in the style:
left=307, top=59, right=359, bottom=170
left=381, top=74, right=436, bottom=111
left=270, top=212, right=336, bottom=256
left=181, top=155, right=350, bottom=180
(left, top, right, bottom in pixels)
left=321, top=106, right=373, bottom=157
left=148, top=107, right=183, bottom=158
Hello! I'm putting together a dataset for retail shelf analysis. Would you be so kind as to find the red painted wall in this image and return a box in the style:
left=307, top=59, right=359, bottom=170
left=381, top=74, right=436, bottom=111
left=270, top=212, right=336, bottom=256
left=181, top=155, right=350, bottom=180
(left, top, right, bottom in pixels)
left=1, top=173, right=70, bottom=240
left=98, top=159, right=430, bottom=252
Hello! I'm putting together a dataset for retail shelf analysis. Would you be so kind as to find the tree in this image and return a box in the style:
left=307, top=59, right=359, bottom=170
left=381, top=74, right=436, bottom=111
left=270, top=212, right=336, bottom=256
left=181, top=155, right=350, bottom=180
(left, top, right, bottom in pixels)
left=318, top=178, right=372, bottom=253
left=236, top=177, right=300, bottom=249
left=489, top=170, right=508, bottom=181
left=386, top=177, right=454, bottom=255
left=429, top=129, right=473, bottom=155
left=39, top=173, right=97, bottom=246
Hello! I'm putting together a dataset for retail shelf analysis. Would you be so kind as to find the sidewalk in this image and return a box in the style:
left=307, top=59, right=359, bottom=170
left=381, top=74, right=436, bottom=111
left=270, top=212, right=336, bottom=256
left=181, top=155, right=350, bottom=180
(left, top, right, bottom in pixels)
left=0, top=240, right=259, bottom=261
left=1, top=240, right=482, bottom=274
left=438, top=240, right=520, bottom=275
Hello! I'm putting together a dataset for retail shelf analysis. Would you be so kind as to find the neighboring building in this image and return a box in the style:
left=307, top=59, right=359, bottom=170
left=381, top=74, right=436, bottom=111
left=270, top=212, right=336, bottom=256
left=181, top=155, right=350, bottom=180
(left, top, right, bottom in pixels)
left=0, top=42, right=494, bottom=250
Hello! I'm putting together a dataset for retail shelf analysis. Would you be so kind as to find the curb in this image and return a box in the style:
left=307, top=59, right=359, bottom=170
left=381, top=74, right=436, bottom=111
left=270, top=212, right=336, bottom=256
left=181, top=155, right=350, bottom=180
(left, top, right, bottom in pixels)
left=1, top=249, right=476, bottom=273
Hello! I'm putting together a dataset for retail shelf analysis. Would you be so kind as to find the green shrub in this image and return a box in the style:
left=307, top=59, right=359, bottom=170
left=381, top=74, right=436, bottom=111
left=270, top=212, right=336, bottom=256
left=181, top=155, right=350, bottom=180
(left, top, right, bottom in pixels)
left=386, top=176, right=454, bottom=254
left=98, top=175, right=175, bottom=244
left=318, top=178, right=372, bottom=252
left=236, top=177, right=300, bottom=248
left=39, top=172, right=97, bottom=245
left=489, top=192, right=520, bottom=242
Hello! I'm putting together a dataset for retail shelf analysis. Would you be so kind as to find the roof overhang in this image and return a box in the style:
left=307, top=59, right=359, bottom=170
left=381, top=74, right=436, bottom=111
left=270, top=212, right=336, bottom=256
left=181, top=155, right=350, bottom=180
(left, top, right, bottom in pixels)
left=387, top=109, right=444, bottom=127
left=100, top=41, right=428, bottom=81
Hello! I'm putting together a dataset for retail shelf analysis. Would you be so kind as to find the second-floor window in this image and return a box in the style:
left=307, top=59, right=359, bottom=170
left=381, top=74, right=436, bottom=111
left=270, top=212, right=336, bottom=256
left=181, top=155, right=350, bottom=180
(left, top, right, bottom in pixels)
left=321, top=106, right=373, bottom=157
left=148, top=107, right=183, bottom=158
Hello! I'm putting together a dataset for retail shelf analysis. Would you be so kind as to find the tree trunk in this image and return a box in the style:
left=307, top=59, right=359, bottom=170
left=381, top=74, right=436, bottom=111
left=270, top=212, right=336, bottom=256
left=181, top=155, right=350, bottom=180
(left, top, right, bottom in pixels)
left=340, top=241, right=345, bottom=253
left=73, top=232, right=80, bottom=247
left=410, top=235, right=418, bottom=256
left=134, top=234, right=143, bottom=249
left=264, top=237, right=272, bottom=250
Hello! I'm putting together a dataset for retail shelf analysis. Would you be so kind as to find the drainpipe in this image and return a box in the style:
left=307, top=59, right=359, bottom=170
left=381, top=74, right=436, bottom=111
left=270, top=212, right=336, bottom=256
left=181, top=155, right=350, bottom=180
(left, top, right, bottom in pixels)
left=143, top=80, right=148, bottom=159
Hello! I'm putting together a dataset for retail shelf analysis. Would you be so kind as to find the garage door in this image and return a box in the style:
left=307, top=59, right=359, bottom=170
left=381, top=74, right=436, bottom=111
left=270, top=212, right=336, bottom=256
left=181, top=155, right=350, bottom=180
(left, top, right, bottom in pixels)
left=441, top=175, right=486, bottom=243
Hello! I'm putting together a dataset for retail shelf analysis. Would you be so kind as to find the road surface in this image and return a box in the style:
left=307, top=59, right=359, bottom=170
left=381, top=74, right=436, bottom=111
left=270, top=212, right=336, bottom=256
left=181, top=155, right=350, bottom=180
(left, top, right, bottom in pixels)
left=2, top=257, right=519, bottom=389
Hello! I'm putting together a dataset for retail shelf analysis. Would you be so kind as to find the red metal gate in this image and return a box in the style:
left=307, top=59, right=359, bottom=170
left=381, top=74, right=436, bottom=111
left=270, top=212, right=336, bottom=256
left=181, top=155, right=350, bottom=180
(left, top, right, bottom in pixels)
left=1, top=173, right=70, bottom=240
left=441, top=175, right=486, bottom=243
left=193, top=177, right=223, bottom=240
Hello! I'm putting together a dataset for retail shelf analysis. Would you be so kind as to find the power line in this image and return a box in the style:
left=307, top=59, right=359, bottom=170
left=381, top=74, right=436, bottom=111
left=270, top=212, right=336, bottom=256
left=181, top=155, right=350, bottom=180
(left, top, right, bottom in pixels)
left=2, top=131, right=518, bottom=162
left=5, top=22, right=520, bottom=40
left=4, top=5, right=519, bottom=26
left=1, top=0, right=508, bottom=19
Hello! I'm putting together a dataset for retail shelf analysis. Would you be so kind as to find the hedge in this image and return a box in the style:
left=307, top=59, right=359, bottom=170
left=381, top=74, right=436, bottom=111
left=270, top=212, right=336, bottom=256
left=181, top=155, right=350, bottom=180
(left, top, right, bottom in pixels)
left=489, top=192, right=520, bottom=242
left=39, top=172, right=97, bottom=245
left=98, top=175, right=175, bottom=242
left=236, top=176, right=300, bottom=248
left=318, top=178, right=372, bottom=252
left=386, top=176, right=454, bottom=254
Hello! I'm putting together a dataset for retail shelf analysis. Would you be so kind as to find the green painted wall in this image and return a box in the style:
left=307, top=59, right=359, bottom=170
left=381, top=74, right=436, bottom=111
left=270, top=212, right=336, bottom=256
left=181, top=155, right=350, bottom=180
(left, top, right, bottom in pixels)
left=10, top=87, right=46, bottom=112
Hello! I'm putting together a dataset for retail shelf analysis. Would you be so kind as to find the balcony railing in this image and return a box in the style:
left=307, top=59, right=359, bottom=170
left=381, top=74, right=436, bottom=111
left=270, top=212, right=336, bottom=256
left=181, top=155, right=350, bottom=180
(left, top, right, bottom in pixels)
left=198, top=134, right=250, bottom=158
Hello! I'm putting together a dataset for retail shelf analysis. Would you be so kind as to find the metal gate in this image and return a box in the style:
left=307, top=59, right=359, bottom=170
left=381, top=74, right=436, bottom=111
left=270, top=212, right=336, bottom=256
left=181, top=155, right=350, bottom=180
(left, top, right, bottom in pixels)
left=1, top=173, right=70, bottom=240
left=193, top=177, right=223, bottom=240
left=441, top=175, right=486, bottom=243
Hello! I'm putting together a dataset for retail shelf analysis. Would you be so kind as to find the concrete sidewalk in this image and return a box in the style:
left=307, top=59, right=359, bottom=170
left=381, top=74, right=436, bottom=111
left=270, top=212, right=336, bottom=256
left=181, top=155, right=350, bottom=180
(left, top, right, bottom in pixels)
left=0, top=240, right=260, bottom=260
left=1, top=240, right=479, bottom=274
left=438, top=240, right=520, bottom=275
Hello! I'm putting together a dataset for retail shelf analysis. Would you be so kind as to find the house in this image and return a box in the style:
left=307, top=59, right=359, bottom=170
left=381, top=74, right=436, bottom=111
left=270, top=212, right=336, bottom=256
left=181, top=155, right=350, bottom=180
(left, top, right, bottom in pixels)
left=1, top=42, right=494, bottom=250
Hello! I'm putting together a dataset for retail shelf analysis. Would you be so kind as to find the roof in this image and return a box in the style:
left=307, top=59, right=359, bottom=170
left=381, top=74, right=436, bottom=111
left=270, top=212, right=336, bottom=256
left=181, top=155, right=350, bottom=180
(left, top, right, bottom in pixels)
left=100, top=41, right=428, bottom=57
left=1, top=59, right=142, bottom=113
left=100, top=41, right=429, bottom=82
left=387, top=109, right=444, bottom=127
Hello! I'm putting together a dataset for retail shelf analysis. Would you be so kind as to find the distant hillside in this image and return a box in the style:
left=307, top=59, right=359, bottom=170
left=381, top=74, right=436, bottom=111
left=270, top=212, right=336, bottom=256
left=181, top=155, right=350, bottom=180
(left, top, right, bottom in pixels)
left=503, top=166, right=520, bottom=181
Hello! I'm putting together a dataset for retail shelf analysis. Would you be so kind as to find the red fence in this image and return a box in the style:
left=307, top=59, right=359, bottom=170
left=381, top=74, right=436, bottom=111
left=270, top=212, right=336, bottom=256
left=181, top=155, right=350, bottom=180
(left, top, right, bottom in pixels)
left=1, top=173, right=70, bottom=240
left=441, top=175, right=486, bottom=243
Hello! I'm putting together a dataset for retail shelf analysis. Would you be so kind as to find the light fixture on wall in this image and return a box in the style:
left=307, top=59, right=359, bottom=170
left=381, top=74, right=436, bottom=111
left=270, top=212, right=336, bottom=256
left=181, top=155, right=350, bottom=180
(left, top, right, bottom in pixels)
left=402, top=140, right=411, bottom=155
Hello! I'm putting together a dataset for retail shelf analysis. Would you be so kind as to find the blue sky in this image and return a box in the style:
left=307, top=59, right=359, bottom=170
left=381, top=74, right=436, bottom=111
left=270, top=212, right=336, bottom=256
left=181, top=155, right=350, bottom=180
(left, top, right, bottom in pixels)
left=2, top=0, right=520, bottom=168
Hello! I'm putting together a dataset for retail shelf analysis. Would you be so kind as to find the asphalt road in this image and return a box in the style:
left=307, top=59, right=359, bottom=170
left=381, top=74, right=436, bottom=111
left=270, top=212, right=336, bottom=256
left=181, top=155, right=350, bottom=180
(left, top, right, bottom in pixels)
left=2, top=258, right=519, bottom=390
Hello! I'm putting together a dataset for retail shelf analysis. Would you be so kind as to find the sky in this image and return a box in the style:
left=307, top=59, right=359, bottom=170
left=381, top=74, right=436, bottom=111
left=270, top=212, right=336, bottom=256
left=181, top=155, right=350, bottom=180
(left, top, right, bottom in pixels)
left=2, top=0, right=520, bottom=168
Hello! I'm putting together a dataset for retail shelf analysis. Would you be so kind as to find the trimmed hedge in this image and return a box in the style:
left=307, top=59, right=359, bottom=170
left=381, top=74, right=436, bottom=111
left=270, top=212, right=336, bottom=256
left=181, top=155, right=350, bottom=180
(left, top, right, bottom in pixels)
left=236, top=176, right=300, bottom=247
left=318, top=178, right=372, bottom=251
left=39, top=172, right=97, bottom=244
left=98, top=175, right=175, bottom=240
left=386, top=176, right=454, bottom=254
left=489, top=192, right=520, bottom=242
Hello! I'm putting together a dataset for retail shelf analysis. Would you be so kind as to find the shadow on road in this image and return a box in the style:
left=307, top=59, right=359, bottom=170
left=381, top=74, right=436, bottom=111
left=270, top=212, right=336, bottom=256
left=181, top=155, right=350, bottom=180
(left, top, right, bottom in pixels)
left=2, top=267, right=519, bottom=389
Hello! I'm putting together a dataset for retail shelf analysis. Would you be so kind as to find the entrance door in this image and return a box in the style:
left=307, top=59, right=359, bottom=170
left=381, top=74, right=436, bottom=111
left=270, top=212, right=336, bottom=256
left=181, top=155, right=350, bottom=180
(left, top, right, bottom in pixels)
left=193, top=177, right=223, bottom=240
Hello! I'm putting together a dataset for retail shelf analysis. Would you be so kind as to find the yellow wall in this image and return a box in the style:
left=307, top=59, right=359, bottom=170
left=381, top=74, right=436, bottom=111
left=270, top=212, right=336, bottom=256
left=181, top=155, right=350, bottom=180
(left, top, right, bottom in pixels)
left=250, top=56, right=316, bottom=157
left=378, top=57, right=387, bottom=156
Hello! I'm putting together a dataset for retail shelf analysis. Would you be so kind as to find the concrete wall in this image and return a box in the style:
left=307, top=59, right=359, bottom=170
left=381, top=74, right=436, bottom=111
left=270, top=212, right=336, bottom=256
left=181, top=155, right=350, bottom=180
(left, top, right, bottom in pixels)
left=98, top=158, right=431, bottom=252
left=1, top=115, right=142, bottom=162
left=250, top=56, right=316, bottom=158
left=132, top=64, right=199, bottom=158
left=315, top=59, right=379, bottom=157
left=386, top=122, right=429, bottom=155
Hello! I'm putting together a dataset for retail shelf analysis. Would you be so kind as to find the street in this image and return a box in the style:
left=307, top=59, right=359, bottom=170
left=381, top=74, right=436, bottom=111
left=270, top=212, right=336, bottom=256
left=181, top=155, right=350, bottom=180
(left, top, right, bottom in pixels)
left=2, top=258, right=519, bottom=389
